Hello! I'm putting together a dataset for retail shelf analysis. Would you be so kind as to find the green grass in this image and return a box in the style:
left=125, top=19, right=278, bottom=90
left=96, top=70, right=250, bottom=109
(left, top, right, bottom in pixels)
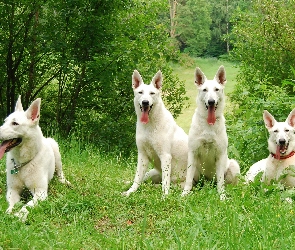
left=173, top=57, right=239, bottom=133
left=1, top=138, right=295, bottom=249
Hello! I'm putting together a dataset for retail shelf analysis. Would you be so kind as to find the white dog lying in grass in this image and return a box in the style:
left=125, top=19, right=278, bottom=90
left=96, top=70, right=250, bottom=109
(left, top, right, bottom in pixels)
left=0, top=96, right=70, bottom=221
left=246, top=109, right=295, bottom=188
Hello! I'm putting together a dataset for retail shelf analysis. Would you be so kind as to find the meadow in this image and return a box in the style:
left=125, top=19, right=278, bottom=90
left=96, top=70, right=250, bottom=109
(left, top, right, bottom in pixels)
left=1, top=58, right=295, bottom=249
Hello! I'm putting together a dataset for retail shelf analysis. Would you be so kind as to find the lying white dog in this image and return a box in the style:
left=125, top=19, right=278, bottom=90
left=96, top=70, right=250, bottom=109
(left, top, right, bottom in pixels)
left=182, top=66, right=240, bottom=200
left=0, top=96, right=70, bottom=221
left=123, top=70, right=188, bottom=196
left=245, top=109, right=295, bottom=187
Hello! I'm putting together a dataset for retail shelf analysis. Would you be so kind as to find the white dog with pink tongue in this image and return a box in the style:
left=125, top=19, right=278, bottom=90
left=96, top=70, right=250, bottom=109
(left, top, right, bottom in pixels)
left=0, top=96, right=70, bottom=221
left=246, top=109, right=295, bottom=188
left=123, top=70, right=188, bottom=197
left=182, top=66, right=240, bottom=200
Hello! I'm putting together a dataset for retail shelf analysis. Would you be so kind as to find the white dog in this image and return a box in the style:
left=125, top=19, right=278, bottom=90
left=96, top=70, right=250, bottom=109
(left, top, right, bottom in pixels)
left=182, top=66, right=240, bottom=200
left=0, top=96, right=70, bottom=221
left=123, top=70, right=188, bottom=196
left=245, top=109, right=295, bottom=187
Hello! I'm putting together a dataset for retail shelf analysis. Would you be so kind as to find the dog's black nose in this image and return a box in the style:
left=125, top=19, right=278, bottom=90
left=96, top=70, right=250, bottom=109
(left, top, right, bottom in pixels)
left=142, top=100, right=149, bottom=107
left=279, top=139, right=286, bottom=145
left=208, top=99, right=215, bottom=106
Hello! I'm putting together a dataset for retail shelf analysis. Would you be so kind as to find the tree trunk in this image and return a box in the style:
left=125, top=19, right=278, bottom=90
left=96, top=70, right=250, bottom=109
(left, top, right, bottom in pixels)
left=169, top=0, right=177, bottom=38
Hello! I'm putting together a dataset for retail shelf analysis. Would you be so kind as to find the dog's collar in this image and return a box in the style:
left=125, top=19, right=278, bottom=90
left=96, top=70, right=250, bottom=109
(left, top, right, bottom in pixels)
left=271, top=151, right=295, bottom=160
left=10, top=158, right=31, bottom=174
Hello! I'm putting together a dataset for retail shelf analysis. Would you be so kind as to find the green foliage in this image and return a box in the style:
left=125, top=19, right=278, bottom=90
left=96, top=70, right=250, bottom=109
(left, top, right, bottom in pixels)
left=231, top=0, right=295, bottom=94
left=173, top=0, right=250, bottom=57
left=0, top=0, right=187, bottom=155
left=175, top=0, right=212, bottom=56
left=206, top=0, right=251, bottom=57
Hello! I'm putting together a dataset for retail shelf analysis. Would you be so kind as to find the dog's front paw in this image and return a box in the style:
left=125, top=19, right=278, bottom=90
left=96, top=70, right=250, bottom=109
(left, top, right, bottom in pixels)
left=6, top=207, right=13, bottom=214
left=219, top=193, right=227, bottom=201
left=181, top=190, right=191, bottom=197
left=59, top=177, right=72, bottom=186
left=122, top=191, right=131, bottom=197
left=285, top=197, right=293, bottom=204
left=14, top=207, right=29, bottom=222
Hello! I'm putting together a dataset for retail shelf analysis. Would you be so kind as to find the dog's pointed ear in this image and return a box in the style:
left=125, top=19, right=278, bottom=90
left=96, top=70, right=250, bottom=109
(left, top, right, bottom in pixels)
left=132, top=70, right=143, bottom=89
left=195, top=67, right=206, bottom=86
left=15, top=95, right=24, bottom=112
left=286, top=108, right=295, bottom=127
left=26, top=98, right=41, bottom=123
left=214, top=65, right=226, bottom=85
left=152, top=70, right=162, bottom=90
left=263, top=110, right=276, bottom=129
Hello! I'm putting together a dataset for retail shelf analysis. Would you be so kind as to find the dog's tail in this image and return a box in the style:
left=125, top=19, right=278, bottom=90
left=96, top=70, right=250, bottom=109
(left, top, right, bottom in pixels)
left=225, top=159, right=240, bottom=185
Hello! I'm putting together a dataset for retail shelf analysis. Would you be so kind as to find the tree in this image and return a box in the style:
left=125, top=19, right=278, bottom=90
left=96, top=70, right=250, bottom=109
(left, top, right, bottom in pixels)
left=175, top=0, right=212, bottom=56
left=0, top=0, right=187, bottom=154
left=231, top=0, right=295, bottom=93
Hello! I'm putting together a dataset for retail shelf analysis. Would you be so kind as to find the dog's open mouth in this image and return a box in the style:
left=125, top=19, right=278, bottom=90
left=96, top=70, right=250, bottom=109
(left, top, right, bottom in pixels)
left=0, top=138, right=22, bottom=159
left=275, top=143, right=289, bottom=159
left=140, top=104, right=153, bottom=124
left=205, top=103, right=218, bottom=125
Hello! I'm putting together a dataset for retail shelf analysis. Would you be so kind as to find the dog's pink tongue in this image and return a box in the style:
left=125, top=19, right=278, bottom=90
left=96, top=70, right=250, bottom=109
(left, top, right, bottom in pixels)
left=0, top=141, right=10, bottom=159
left=275, top=145, right=281, bottom=159
left=140, top=111, right=149, bottom=124
left=207, top=106, right=216, bottom=125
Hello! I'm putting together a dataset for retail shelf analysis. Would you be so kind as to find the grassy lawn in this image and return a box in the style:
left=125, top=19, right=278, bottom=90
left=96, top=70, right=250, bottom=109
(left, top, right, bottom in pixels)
left=172, top=57, right=239, bottom=133
left=0, top=139, right=294, bottom=249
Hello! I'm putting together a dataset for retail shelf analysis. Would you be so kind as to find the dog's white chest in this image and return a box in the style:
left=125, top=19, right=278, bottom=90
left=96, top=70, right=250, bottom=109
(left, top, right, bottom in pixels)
left=264, top=157, right=295, bottom=187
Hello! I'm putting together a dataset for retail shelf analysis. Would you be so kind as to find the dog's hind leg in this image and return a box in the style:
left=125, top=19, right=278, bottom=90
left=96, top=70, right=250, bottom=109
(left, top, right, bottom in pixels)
left=48, top=138, right=71, bottom=185
left=123, top=152, right=149, bottom=196
left=225, top=159, right=240, bottom=185
left=143, top=169, right=161, bottom=183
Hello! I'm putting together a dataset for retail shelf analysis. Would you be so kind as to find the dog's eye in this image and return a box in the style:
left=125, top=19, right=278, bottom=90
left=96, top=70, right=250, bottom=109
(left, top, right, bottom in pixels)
left=285, top=129, right=290, bottom=132
left=138, top=91, right=143, bottom=94
left=12, top=122, right=19, bottom=126
left=274, top=129, right=278, bottom=133
left=215, top=88, right=220, bottom=91
left=150, top=92, right=155, bottom=95
left=203, top=88, right=207, bottom=92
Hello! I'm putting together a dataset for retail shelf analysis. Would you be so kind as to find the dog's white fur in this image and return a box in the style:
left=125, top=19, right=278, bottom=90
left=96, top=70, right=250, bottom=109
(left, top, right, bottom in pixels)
left=123, top=70, right=188, bottom=196
left=245, top=109, right=295, bottom=187
left=182, top=66, right=240, bottom=200
left=0, top=96, right=70, bottom=221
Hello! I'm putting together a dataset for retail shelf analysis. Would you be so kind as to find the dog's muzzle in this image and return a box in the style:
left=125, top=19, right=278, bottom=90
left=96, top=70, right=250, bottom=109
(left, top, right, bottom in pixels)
left=205, top=99, right=218, bottom=110
left=140, top=100, right=153, bottom=113
left=278, top=139, right=289, bottom=154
